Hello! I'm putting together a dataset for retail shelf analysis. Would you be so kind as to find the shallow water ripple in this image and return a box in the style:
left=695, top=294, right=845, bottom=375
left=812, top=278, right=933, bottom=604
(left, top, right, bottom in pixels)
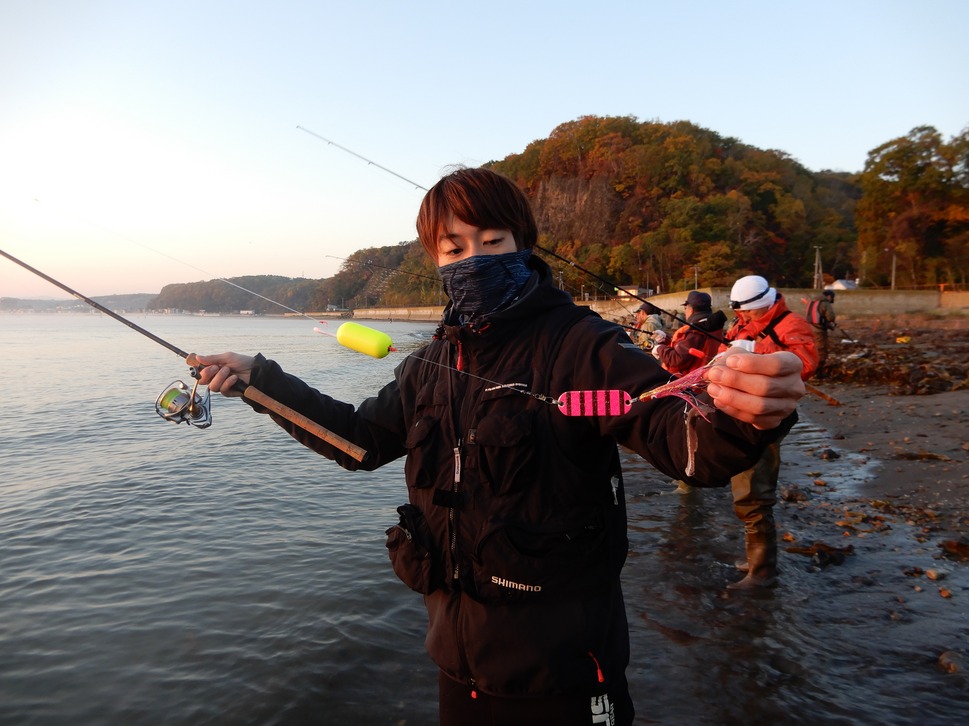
left=2, top=316, right=966, bottom=724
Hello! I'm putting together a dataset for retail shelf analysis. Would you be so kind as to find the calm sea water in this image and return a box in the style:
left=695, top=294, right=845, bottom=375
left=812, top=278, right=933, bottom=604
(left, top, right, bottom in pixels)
left=1, top=314, right=966, bottom=725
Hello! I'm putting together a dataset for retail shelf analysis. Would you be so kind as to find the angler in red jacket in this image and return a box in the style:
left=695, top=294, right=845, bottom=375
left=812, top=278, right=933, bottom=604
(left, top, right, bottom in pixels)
left=651, top=291, right=726, bottom=375
left=720, top=275, right=819, bottom=589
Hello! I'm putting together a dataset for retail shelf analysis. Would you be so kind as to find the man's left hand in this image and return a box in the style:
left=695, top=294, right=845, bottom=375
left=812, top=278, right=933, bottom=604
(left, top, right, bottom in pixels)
left=704, top=349, right=805, bottom=430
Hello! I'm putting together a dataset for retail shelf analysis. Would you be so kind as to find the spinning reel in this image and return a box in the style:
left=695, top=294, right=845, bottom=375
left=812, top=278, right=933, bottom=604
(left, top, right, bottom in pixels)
left=155, top=379, right=212, bottom=428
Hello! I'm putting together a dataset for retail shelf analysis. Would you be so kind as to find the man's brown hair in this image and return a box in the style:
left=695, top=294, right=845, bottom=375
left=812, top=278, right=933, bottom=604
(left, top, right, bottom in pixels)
left=416, top=167, right=538, bottom=259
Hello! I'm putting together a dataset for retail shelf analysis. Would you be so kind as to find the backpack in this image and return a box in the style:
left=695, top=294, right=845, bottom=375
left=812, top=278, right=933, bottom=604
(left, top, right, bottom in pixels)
left=805, top=299, right=832, bottom=328
left=805, top=300, right=822, bottom=325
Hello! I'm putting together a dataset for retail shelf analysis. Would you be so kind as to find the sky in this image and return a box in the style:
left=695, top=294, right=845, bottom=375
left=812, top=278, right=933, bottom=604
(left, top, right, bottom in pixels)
left=1, top=0, right=967, bottom=299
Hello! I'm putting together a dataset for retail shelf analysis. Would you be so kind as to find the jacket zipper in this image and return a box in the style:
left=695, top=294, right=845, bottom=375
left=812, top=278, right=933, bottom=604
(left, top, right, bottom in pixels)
left=450, top=439, right=461, bottom=580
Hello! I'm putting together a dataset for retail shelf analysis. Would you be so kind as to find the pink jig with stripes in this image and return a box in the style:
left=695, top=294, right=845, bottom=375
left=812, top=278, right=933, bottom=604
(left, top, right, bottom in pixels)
left=556, top=390, right=633, bottom=417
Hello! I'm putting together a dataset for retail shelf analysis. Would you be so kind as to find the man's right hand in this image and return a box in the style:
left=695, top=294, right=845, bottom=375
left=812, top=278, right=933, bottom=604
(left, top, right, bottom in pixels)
left=189, top=352, right=258, bottom=396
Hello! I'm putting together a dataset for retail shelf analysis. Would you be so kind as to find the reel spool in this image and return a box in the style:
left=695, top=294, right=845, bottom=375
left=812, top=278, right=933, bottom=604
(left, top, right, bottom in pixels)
left=155, top=380, right=212, bottom=428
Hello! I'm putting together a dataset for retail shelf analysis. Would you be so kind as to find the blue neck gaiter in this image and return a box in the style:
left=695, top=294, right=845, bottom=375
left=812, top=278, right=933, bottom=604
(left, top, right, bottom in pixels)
left=439, top=249, right=533, bottom=321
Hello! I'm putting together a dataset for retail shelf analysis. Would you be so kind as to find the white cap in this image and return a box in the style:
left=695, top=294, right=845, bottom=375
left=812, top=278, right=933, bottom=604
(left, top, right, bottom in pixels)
left=729, top=275, right=776, bottom=310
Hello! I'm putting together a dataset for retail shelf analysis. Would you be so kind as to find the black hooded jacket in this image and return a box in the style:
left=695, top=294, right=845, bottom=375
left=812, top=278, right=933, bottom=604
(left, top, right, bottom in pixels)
left=243, top=255, right=794, bottom=697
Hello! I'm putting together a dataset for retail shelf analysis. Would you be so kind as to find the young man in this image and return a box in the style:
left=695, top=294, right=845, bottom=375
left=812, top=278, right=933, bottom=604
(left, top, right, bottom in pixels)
left=721, top=275, right=819, bottom=589
left=195, top=169, right=806, bottom=724
left=632, top=303, right=664, bottom=349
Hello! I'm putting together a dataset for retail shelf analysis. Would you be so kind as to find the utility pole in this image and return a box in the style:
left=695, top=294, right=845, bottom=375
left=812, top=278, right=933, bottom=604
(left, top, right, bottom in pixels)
left=813, top=247, right=823, bottom=290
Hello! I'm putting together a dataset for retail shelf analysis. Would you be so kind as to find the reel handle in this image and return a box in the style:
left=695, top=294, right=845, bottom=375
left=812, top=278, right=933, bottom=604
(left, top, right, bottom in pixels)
left=185, top=354, right=368, bottom=463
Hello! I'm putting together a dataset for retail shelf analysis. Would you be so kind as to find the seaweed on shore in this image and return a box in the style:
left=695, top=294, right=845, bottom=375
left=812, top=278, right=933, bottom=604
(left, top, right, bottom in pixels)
left=817, top=320, right=969, bottom=394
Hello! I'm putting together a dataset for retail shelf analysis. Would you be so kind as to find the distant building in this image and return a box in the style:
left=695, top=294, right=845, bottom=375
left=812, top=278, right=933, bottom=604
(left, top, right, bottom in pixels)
left=616, top=286, right=652, bottom=299
left=825, top=280, right=859, bottom=290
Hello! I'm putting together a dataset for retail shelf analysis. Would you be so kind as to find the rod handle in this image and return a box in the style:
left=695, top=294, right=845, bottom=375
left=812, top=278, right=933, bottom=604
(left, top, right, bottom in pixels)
left=241, top=385, right=369, bottom=462
left=185, top=354, right=368, bottom=462
left=805, top=382, right=841, bottom=407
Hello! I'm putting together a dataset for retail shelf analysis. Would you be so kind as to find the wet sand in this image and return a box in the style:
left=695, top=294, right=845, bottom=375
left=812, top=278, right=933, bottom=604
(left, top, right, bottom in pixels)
left=620, top=381, right=969, bottom=724
left=770, top=383, right=969, bottom=717
left=797, top=383, right=969, bottom=539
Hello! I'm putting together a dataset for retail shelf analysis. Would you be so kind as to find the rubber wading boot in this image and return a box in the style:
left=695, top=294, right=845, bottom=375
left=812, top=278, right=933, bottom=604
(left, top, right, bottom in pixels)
left=728, top=539, right=777, bottom=589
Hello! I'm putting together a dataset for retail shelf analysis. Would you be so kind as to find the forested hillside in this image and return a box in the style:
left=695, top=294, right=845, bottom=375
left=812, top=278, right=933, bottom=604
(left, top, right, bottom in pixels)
left=492, top=115, right=860, bottom=292
left=146, top=116, right=968, bottom=312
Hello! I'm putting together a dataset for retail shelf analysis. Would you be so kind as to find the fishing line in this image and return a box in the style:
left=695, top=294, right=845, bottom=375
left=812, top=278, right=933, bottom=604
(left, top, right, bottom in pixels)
left=296, top=132, right=840, bottom=409
left=535, top=244, right=723, bottom=342
left=295, top=129, right=843, bottom=405
left=30, top=197, right=329, bottom=327
left=0, top=247, right=369, bottom=460
left=409, top=347, right=711, bottom=417
left=295, top=128, right=715, bottom=340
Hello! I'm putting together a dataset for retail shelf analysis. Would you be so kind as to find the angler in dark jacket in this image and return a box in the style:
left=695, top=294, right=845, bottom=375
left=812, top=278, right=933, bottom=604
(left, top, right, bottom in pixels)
left=195, top=168, right=807, bottom=725
left=806, top=290, right=837, bottom=374
left=651, top=290, right=727, bottom=375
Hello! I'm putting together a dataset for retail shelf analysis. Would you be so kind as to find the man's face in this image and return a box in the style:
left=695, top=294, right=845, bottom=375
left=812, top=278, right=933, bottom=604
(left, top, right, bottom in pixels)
left=737, top=307, right=768, bottom=324
left=436, top=215, right=518, bottom=267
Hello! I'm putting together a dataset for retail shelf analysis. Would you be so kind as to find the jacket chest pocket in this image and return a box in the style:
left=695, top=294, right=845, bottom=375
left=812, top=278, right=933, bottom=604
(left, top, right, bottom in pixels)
left=468, top=387, right=540, bottom=496
left=402, top=373, right=453, bottom=490
left=403, top=415, right=444, bottom=490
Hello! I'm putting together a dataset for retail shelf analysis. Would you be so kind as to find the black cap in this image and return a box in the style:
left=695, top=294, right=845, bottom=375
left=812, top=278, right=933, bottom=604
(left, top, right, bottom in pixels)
left=682, top=291, right=712, bottom=309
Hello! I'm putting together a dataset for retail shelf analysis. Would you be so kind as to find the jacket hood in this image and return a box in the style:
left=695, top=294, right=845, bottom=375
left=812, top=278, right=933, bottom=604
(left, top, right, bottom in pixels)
left=690, top=308, right=727, bottom=332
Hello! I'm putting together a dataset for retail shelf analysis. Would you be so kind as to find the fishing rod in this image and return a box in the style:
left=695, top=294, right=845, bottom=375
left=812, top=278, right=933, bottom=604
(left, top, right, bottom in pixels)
left=3, top=249, right=715, bottom=469
left=545, top=253, right=841, bottom=403
left=296, top=127, right=428, bottom=190
left=533, top=245, right=713, bottom=334
left=331, top=250, right=648, bottom=345
left=295, top=128, right=840, bottom=404
left=326, top=254, right=441, bottom=282
left=835, top=323, right=859, bottom=344
left=0, top=247, right=368, bottom=462
left=296, top=126, right=712, bottom=338
left=800, top=293, right=860, bottom=345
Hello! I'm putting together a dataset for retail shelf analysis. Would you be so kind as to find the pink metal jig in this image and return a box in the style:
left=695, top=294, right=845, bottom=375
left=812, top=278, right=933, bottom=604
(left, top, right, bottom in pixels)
left=557, top=389, right=633, bottom=417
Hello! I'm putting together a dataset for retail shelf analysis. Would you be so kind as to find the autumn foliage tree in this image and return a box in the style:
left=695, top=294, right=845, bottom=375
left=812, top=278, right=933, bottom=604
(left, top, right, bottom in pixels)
left=492, top=115, right=859, bottom=293
left=149, top=117, right=968, bottom=313
left=856, top=125, right=969, bottom=288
